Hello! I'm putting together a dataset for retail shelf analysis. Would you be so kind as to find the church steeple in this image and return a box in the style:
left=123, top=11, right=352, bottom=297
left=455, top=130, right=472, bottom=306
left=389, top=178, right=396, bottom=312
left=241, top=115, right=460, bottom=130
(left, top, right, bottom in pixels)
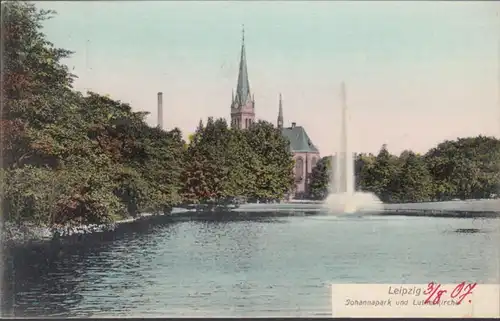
left=230, top=25, right=255, bottom=129
left=234, top=25, right=251, bottom=107
left=277, top=93, right=283, bottom=129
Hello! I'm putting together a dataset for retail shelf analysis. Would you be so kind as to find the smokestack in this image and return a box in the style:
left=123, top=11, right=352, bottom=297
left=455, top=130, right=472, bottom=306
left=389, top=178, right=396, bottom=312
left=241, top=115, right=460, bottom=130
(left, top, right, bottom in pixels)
left=157, top=92, right=163, bottom=129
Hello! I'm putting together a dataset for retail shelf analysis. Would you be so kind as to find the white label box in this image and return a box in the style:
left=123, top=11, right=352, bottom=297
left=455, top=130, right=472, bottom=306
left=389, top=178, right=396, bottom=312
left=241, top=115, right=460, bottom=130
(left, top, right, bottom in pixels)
left=331, top=283, right=500, bottom=318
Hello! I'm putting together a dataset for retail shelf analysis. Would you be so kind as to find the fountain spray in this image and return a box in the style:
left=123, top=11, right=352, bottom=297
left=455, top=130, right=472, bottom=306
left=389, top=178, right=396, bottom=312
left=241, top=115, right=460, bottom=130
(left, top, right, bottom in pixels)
left=323, top=82, right=383, bottom=214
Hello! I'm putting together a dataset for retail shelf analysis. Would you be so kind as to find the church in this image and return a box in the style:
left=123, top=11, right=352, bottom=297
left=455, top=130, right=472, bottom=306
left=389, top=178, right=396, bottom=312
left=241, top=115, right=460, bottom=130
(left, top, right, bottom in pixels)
left=229, top=29, right=321, bottom=199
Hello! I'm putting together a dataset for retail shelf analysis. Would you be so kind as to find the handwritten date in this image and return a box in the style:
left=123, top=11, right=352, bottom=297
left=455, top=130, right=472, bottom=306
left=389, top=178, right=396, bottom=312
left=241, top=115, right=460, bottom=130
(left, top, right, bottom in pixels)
left=424, top=282, right=477, bottom=305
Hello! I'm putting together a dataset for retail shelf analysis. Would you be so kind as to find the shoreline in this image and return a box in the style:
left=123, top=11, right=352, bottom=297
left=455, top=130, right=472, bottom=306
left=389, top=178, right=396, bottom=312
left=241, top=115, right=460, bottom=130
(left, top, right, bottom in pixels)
left=375, top=209, right=500, bottom=218
left=1, top=212, right=163, bottom=247
left=0, top=208, right=289, bottom=247
left=234, top=199, right=500, bottom=215
left=3, top=199, right=499, bottom=247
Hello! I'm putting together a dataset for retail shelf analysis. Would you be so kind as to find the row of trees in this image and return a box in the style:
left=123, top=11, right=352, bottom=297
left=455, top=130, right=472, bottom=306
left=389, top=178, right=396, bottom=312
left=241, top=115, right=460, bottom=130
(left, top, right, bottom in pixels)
left=1, top=2, right=295, bottom=227
left=309, top=137, right=500, bottom=203
left=2, top=2, right=499, bottom=229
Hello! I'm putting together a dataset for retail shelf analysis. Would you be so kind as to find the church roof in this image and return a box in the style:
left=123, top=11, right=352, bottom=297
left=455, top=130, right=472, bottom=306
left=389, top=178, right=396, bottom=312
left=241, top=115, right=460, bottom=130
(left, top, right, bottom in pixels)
left=281, top=125, right=319, bottom=153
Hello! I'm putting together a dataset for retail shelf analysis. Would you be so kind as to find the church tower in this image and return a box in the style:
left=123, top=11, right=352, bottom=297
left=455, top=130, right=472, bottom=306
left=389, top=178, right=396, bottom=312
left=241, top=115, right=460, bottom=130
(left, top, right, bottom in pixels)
left=231, top=26, right=255, bottom=129
left=277, top=93, right=283, bottom=129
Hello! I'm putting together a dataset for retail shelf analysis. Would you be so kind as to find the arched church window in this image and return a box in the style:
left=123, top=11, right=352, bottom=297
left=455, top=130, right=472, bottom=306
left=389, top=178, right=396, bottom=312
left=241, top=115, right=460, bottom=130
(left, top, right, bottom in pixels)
left=311, top=157, right=317, bottom=169
left=295, top=157, right=304, bottom=181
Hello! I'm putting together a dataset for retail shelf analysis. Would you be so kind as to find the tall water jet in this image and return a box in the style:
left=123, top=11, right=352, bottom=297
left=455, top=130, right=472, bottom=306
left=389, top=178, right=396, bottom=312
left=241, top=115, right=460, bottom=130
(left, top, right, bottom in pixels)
left=323, top=83, right=383, bottom=214
left=335, top=82, right=355, bottom=195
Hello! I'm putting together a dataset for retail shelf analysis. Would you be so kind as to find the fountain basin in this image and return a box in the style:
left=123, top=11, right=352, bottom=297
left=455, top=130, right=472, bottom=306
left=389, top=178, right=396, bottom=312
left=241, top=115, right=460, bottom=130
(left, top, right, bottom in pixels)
left=230, top=199, right=500, bottom=217
left=323, top=192, right=384, bottom=214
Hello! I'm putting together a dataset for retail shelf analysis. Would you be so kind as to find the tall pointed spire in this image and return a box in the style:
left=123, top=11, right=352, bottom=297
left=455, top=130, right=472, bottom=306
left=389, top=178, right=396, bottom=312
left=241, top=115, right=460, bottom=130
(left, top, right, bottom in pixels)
left=277, top=93, right=283, bottom=128
left=230, top=25, right=255, bottom=130
left=234, top=24, right=251, bottom=107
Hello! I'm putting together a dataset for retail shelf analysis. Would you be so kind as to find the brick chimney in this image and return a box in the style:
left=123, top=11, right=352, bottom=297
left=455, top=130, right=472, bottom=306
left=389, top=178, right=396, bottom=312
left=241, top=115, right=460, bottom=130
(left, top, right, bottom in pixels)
left=157, top=92, right=163, bottom=129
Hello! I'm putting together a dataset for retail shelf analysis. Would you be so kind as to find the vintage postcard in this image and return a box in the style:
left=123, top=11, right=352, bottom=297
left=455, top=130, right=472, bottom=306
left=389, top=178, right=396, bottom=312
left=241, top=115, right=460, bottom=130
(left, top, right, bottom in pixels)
left=1, top=0, right=499, bottom=318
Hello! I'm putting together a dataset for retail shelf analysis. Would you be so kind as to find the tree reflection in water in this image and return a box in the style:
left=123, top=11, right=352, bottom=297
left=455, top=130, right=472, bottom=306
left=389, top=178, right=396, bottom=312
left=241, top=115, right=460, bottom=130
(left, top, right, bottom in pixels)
left=1, top=215, right=179, bottom=317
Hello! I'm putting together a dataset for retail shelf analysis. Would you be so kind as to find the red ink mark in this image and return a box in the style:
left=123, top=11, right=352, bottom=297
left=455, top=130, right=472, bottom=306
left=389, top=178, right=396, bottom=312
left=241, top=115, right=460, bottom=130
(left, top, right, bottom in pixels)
left=450, top=282, right=477, bottom=305
left=424, top=282, right=447, bottom=304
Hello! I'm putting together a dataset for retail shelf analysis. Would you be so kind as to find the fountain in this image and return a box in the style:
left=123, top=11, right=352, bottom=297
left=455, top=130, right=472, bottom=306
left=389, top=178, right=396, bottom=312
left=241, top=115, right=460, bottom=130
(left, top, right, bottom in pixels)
left=228, top=77, right=497, bottom=216
left=322, top=83, right=384, bottom=214
left=229, top=83, right=498, bottom=217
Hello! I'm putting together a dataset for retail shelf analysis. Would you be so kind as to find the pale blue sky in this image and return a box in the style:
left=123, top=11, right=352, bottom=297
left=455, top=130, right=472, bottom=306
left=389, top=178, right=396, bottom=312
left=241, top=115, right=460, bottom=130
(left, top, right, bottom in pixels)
left=37, top=1, right=499, bottom=155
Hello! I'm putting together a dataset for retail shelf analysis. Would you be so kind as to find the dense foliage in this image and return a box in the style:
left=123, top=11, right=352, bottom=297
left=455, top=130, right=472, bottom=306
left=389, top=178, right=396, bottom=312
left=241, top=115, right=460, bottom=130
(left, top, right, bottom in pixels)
left=0, top=2, right=294, bottom=228
left=308, top=156, right=331, bottom=200
left=181, top=118, right=294, bottom=204
left=308, top=137, right=500, bottom=203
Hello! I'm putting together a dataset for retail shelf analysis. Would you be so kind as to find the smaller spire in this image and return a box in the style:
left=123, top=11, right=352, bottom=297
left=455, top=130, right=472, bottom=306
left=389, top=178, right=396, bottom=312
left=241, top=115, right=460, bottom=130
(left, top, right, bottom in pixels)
left=232, top=89, right=234, bottom=103
left=277, top=93, right=283, bottom=129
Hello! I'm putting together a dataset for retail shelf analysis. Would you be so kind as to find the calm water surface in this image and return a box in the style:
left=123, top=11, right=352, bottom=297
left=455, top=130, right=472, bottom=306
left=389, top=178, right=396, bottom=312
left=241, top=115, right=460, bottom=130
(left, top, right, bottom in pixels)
left=2, top=212, right=500, bottom=317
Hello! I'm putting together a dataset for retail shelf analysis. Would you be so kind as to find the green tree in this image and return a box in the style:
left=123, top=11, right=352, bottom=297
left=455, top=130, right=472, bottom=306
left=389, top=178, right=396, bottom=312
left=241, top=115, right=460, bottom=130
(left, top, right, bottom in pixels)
left=425, top=136, right=500, bottom=200
left=2, top=2, right=187, bottom=226
left=244, top=121, right=294, bottom=201
left=362, top=145, right=400, bottom=202
left=1, top=2, right=117, bottom=226
left=223, top=127, right=260, bottom=200
left=181, top=118, right=230, bottom=203
left=181, top=119, right=294, bottom=203
left=396, top=151, right=432, bottom=202
left=2, top=1, right=77, bottom=170
left=308, top=156, right=332, bottom=200
left=355, top=153, right=376, bottom=192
